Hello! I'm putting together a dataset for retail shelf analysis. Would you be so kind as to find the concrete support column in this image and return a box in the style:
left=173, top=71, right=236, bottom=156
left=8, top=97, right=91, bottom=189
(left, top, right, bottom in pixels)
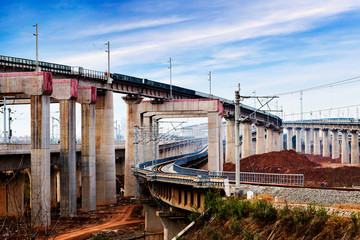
left=50, top=166, right=59, bottom=206
left=266, top=127, right=274, bottom=153
left=81, top=103, right=96, bottom=210
left=76, top=165, right=82, bottom=199
left=286, top=127, right=293, bottom=150
left=256, top=124, right=265, bottom=154
left=279, top=129, right=284, bottom=151
left=351, top=130, right=359, bottom=164
left=143, top=116, right=153, bottom=163
left=304, top=128, right=311, bottom=154
left=295, top=128, right=302, bottom=153
left=322, top=129, right=330, bottom=157
left=341, top=130, right=349, bottom=163
left=273, top=129, right=279, bottom=151
left=331, top=129, right=339, bottom=159
left=157, top=212, right=188, bottom=240
left=59, top=99, right=77, bottom=217
left=208, top=112, right=222, bottom=171
left=96, top=91, right=116, bottom=204
left=123, top=95, right=143, bottom=197
left=241, top=120, right=252, bottom=159
left=143, top=204, right=163, bottom=233
left=313, top=128, right=320, bottom=155
left=30, top=95, right=51, bottom=226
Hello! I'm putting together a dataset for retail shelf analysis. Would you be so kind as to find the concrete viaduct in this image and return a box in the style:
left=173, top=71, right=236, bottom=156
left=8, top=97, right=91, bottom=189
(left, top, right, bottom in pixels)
left=284, top=120, right=360, bottom=164
left=0, top=55, right=282, bottom=227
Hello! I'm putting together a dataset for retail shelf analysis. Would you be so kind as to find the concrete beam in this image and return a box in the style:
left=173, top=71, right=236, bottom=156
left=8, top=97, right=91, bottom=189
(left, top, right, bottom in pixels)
left=351, top=130, right=359, bottom=164
left=0, top=72, right=52, bottom=96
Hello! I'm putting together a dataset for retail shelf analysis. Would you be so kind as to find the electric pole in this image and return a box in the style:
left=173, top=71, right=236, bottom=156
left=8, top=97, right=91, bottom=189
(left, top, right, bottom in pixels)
left=33, top=23, right=39, bottom=71
left=168, top=57, right=173, bottom=99
left=3, top=97, right=6, bottom=143
left=208, top=71, right=212, bottom=97
left=235, top=84, right=240, bottom=187
left=105, top=41, right=112, bottom=84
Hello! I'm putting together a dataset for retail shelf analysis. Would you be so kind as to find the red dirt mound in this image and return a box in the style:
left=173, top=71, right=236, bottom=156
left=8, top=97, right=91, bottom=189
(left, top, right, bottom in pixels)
left=223, top=150, right=360, bottom=187
left=223, top=150, right=319, bottom=173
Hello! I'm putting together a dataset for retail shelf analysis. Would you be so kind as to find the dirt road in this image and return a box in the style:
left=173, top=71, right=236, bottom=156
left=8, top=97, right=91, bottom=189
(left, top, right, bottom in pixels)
left=55, top=204, right=144, bottom=240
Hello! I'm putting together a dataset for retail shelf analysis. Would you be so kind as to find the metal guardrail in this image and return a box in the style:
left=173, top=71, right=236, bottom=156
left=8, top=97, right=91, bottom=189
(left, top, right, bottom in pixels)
left=172, top=150, right=304, bottom=186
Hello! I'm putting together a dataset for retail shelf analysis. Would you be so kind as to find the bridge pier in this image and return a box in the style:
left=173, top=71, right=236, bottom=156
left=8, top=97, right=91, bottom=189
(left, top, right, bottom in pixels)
left=241, top=120, right=252, bottom=158
left=123, top=95, right=143, bottom=197
left=59, top=98, right=77, bottom=217
left=208, top=111, right=222, bottom=171
left=143, top=204, right=163, bottom=234
left=266, top=126, right=274, bottom=152
left=313, top=128, right=320, bottom=155
left=157, top=211, right=189, bottom=240
left=331, top=129, right=339, bottom=159
left=341, top=130, right=349, bottom=163
left=50, top=79, right=79, bottom=217
left=50, top=165, right=60, bottom=206
left=31, top=94, right=51, bottom=226
left=322, top=129, right=330, bottom=157
left=96, top=90, right=116, bottom=204
left=255, top=123, right=265, bottom=154
left=286, top=127, right=293, bottom=150
left=304, top=128, right=311, bottom=154
left=278, top=128, right=284, bottom=151
left=351, top=130, right=359, bottom=164
left=295, top=127, right=302, bottom=153
left=78, top=86, right=97, bottom=211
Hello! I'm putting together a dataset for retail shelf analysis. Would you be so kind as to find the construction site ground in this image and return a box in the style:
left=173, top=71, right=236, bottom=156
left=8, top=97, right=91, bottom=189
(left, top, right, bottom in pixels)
left=52, top=200, right=145, bottom=240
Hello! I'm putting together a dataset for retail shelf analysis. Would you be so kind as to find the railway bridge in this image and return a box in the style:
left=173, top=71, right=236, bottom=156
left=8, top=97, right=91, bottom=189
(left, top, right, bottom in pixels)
left=0, top=55, right=282, bottom=227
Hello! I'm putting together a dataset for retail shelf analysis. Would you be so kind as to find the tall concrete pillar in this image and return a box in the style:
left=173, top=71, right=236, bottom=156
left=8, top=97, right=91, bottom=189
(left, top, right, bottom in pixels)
left=208, top=112, right=222, bottom=171
left=341, top=130, right=349, bottom=163
left=304, top=128, right=311, bottom=154
left=331, top=129, right=339, bottom=159
left=96, top=90, right=116, bottom=204
left=157, top=212, right=188, bottom=240
left=123, top=95, right=143, bottom=197
left=266, top=127, right=274, bottom=153
left=59, top=99, right=77, bottom=217
left=295, top=127, right=302, bottom=153
left=313, top=128, right=320, bottom=155
left=143, top=116, right=153, bottom=163
left=255, top=123, right=265, bottom=154
left=241, top=120, right=252, bottom=158
left=286, top=127, right=293, bottom=150
left=351, top=130, right=359, bottom=164
left=81, top=103, right=96, bottom=210
left=322, top=129, right=330, bottom=157
left=143, top=204, right=163, bottom=233
left=279, top=128, right=284, bottom=151
left=273, top=129, right=279, bottom=151
left=30, top=95, right=51, bottom=226
left=50, top=166, right=59, bottom=206
left=76, top=165, right=82, bottom=199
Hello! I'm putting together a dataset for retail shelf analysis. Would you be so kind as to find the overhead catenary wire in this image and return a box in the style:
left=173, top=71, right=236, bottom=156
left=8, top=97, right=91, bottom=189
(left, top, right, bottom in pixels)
left=275, top=75, right=360, bottom=96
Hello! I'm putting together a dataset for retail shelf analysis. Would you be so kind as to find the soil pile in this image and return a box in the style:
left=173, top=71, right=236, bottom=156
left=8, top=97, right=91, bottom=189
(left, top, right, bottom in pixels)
left=223, top=150, right=360, bottom=187
left=223, top=150, right=319, bottom=173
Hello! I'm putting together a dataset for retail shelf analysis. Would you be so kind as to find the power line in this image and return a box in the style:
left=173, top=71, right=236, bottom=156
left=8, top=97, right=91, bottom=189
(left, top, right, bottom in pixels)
left=275, top=75, right=360, bottom=96
left=284, top=103, right=360, bottom=117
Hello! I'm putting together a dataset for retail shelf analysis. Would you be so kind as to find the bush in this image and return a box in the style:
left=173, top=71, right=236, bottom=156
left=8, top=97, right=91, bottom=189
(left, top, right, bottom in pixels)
left=250, top=199, right=276, bottom=224
left=229, top=217, right=241, bottom=233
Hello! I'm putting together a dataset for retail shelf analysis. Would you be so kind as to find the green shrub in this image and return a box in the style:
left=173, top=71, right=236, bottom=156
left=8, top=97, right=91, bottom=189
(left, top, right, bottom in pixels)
left=250, top=199, right=276, bottom=224
left=229, top=217, right=241, bottom=233
left=278, top=204, right=294, bottom=228
left=243, top=229, right=255, bottom=240
left=311, top=206, right=329, bottom=232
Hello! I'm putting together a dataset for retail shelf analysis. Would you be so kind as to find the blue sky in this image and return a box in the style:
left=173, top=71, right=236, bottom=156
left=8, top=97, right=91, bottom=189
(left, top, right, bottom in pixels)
left=1, top=0, right=360, bottom=137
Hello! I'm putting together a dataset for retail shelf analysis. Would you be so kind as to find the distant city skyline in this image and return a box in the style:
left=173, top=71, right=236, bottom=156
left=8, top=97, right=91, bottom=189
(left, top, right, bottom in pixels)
left=1, top=0, right=360, bottom=137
